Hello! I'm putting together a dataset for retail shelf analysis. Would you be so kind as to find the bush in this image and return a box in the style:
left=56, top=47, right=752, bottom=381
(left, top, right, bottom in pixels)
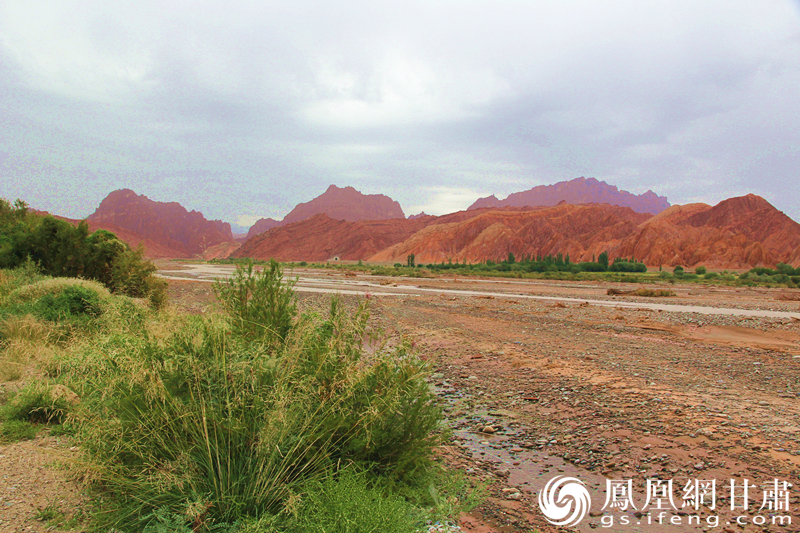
left=213, top=259, right=297, bottom=344
left=695, top=266, right=707, bottom=275
left=673, top=265, right=684, bottom=277
left=70, top=265, right=442, bottom=531
left=0, top=199, right=166, bottom=308
left=109, top=246, right=167, bottom=308
left=609, top=260, right=647, bottom=273
left=33, top=285, right=103, bottom=322
left=578, top=262, right=605, bottom=272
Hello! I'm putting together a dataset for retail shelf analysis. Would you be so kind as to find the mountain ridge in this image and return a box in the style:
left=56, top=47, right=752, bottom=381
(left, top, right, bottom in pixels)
left=469, top=177, right=670, bottom=214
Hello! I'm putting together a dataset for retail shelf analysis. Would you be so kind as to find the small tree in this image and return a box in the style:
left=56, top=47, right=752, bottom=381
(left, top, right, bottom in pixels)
left=695, top=266, right=707, bottom=275
left=598, top=251, right=609, bottom=270
left=406, top=254, right=415, bottom=268
left=673, top=265, right=684, bottom=276
left=507, top=252, right=516, bottom=264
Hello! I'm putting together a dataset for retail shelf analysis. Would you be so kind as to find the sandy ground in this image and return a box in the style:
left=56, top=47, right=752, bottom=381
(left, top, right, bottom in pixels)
left=3, top=266, right=800, bottom=532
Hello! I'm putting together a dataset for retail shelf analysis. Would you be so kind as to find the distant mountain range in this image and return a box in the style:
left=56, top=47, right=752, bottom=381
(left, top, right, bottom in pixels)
left=469, top=177, right=670, bottom=214
left=49, top=180, right=800, bottom=268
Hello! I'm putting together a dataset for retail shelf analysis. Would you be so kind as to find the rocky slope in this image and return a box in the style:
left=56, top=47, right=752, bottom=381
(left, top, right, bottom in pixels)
left=616, top=194, right=800, bottom=268
left=87, top=189, right=234, bottom=257
left=372, top=195, right=800, bottom=268
left=233, top=214, right=429, bottom=262
left=469, top=177, right=670, bottom=214
left=370, top=204, right=649, bottom=264
left=281, top=185, right=405, bottom=225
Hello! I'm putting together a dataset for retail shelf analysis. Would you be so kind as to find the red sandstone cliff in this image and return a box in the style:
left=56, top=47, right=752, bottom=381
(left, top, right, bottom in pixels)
left=469, top=177, right=670, bottom=214
left=87, top=189, right=234, bottom=257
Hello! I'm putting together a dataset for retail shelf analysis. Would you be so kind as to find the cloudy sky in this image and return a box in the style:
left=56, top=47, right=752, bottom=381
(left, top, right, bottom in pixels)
left=2, top=1, right=799, bottom=231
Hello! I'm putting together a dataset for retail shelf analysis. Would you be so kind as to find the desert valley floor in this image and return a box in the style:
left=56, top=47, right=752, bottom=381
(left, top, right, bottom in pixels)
left=2, top=264, right=800, bottom=532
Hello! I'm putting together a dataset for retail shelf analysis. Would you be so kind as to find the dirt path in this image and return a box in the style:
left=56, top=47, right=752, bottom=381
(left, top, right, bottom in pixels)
left=0, top=434, right=87, bottom=532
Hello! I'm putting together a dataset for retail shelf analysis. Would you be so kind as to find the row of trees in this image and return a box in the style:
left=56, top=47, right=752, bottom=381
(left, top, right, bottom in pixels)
left=0, top=198, right=165, bottom=306
left=410, top=251, right=647, bottom=274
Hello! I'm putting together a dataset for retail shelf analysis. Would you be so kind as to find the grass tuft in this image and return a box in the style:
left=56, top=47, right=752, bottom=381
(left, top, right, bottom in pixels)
left=0, top=419, right=37, bottom=443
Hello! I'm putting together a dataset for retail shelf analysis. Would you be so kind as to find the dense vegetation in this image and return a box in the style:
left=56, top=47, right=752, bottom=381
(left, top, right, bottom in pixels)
left=0, top=261, right=478, bottom=532
left=0, top=198, right=166, bottom=306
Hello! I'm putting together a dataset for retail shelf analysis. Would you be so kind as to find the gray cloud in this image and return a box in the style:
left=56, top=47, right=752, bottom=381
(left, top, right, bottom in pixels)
left=1, top=1, right=799, bottom=230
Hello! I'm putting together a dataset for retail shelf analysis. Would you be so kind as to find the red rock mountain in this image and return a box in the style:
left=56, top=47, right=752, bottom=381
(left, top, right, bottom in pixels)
left=234, top=214, right=429, bottom=262
left=281, top=185, right=405, bottom=226
left=614, top=194, right=800, bottom=268
left=87, top=189, right=234, bottom=257
left=370, top=204, right=650, bottom=264
left=469, top=177, right=670, bottom=214
left=246, top=218, right=281, bottom=239
left=371, top=195, right=800, bottom=268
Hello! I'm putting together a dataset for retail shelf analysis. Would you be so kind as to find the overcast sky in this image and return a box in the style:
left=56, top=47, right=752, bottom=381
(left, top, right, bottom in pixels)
left=2, top=1, right=799, bottom=231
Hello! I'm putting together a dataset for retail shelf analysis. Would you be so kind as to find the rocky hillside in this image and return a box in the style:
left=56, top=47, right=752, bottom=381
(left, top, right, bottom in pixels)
left=233, top=214, right=429, bottom=262
left=469, top=177, right=670, bottom=214
left=615, top=194, right=800, bottom=268
left=87, top=189, right=234, bottom=257
left=370, top=204, right=649, bottom=264
left=372, top=195, right=800, bottom=268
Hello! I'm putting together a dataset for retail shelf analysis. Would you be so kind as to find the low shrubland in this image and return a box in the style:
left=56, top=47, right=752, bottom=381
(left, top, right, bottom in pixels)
left=0, top=260, right=476, bottom=532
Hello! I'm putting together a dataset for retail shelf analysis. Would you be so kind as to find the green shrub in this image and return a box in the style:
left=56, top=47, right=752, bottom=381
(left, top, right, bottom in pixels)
left=673, top=265, right=684, bottom=277
left=0, top=199, right=166, bottom=308
left=213, top=259, right=297, bottom=344
left=110, top=246, right=167, bottom=308
left=70, top=271, right=442, bottom=531
left=5, top=277, right=109, bottom=306
left=33, top=285, right=103, bottom=322
left=695, top=266, right=707, bottom=275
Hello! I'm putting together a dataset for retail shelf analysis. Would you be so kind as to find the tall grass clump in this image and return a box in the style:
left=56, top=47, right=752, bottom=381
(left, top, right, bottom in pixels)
left=212, top=259, right=297, bottom=344
left=69, top=260, right=446, bottom=531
